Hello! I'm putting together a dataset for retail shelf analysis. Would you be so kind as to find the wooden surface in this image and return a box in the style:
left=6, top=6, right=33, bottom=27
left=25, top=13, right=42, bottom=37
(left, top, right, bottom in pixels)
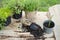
left=0, top=17, right=56, bottom=40
left=0, top=30, right=56, bottom=40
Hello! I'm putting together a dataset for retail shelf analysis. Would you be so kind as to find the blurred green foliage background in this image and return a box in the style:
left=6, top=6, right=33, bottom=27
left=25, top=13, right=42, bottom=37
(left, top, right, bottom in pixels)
left=0, top=0, right=60, bottom=11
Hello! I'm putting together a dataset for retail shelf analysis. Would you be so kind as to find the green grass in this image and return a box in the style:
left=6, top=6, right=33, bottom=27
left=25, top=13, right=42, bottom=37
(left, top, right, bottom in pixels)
left=0, top=0, right=60, bottom=11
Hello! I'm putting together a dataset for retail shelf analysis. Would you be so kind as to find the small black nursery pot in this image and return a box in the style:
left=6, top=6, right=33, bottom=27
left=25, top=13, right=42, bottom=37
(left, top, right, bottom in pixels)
left=13, top=11, right=22, bottom=19
left=43, top=20, right=55, bottom=34
left=29, top=23, right=43, bottom=37
left=4, top=16, right=11, bottom=26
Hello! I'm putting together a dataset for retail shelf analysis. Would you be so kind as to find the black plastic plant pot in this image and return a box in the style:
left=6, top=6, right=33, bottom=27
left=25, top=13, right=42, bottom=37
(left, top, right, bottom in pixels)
left=4, top=16, right=11, bottom=26
left=13, top=11, right=22, bottom=19
left=43, top=20, right=55, bottom=34
left=29, top=23, right=43, bottom=37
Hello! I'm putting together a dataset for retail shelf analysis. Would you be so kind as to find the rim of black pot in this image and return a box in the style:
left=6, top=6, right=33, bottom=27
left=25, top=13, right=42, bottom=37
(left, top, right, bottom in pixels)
left=43, top=20, right=55, bottom=28
left=30, top=23, right=43, bottom=31
left=13, top=12, right=22, bottom=19
left=4, top=16, right=11, bottom=26
left=0, top=16, right=11, bottom=26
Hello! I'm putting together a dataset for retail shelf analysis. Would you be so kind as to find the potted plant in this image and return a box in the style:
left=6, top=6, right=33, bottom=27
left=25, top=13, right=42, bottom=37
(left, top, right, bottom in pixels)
left=12, top=4, right=22, bottom=19
left=0, top=7, right=12, bottom=26
left=12, top=0, right=26, bottom=19
left=23, top=0, right=40, bottom=22
left=43, top=12, right=55, bottom=34
left=42, top=0, right=57, bottom=34
left=8, top=0, right=23, bottom=19
left=2, top=0, right=22, bottom=19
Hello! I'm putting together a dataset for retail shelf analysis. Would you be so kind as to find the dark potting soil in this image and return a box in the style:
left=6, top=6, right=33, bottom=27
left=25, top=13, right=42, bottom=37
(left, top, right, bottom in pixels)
left=43, top=20, right=55, bottom=28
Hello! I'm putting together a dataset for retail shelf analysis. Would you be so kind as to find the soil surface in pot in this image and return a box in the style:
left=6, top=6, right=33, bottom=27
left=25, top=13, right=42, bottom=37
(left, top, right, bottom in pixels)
left=13, top=12, right=22, bottom=19
left=43, top=20, right=55, bottom=28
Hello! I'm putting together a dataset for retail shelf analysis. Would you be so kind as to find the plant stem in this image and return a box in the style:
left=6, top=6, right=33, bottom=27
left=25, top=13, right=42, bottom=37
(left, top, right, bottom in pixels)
left=48, top=20, right=51, bottom=27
